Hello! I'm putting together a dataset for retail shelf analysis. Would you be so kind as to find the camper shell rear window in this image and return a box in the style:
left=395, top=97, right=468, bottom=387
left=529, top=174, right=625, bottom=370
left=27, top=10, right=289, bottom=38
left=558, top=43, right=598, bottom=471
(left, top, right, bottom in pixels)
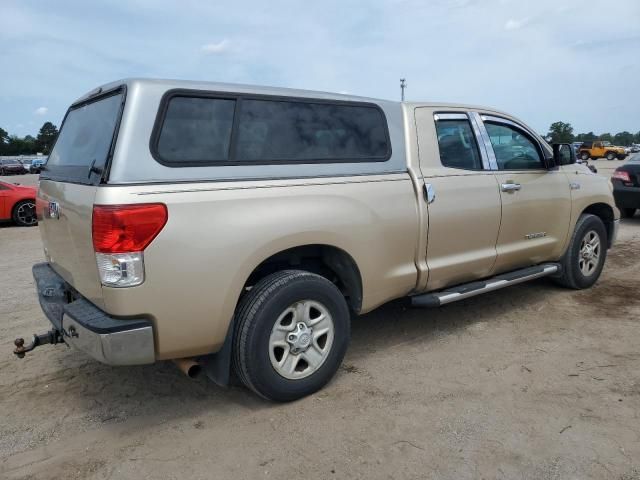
left=151, top=90, right=391, bottom=167
left=41, top=86, right=125, bottom=185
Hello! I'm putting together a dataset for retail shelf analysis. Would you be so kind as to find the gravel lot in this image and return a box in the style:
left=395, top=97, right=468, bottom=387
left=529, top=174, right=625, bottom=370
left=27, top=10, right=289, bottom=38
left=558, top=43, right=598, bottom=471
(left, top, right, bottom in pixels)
left=1, top=163, right=639, bottom=480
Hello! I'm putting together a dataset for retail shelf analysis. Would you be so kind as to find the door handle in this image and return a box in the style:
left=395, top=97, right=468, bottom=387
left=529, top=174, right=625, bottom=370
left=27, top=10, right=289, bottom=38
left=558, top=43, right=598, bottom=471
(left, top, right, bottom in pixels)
left=423, top=183, right=435, bottom=204
left=500, top=182, right=521, bottom=192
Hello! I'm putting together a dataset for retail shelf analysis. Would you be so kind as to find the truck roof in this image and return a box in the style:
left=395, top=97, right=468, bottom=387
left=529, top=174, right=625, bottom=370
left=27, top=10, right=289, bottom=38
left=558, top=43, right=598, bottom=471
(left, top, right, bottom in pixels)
left=73, top=78, right=506, bottom=115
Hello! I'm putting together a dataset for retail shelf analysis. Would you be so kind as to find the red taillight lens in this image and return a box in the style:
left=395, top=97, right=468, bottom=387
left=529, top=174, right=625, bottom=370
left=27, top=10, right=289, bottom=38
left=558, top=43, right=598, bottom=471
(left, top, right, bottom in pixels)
left=92, top=204, right=168, bottom=253
left=612, top=170, right=631, bottom=183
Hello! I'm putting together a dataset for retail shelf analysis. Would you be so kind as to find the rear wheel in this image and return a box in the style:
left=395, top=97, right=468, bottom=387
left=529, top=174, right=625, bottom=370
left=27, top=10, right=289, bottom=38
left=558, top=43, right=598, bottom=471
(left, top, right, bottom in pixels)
left=554, top=214, right=607, bottom=289
left=606, top=152, right=616, bottom=161
left=12, top=200, right=37, bottom=226
left=232, top=270, right=350, bottom=401
left=580, top=152, right=590, bottom=160
left=621, top=208, right=636, bottom=218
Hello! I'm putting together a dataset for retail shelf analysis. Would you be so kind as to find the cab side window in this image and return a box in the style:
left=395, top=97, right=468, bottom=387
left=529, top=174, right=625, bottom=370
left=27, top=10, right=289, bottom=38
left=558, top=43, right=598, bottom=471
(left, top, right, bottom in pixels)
left=485, top=122, right=544, bottom=170
left=435, top=119, right=482, bottom=170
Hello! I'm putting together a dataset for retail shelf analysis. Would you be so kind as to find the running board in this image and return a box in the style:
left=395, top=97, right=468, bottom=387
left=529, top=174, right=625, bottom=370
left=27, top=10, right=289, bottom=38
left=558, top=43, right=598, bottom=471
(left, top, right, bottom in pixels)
left=411, top=263, right=560, bottom=308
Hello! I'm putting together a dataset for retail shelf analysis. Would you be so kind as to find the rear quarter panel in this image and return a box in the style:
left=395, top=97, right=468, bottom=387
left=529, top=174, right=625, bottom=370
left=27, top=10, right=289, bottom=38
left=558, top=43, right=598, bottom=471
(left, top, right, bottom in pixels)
left=95, top=174, right=419, bottom=359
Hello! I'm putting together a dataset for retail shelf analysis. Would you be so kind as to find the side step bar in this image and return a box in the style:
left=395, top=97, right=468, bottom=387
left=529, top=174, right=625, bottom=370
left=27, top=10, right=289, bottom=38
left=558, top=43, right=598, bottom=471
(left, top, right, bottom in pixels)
left=411, top=263, right=560, bottom=308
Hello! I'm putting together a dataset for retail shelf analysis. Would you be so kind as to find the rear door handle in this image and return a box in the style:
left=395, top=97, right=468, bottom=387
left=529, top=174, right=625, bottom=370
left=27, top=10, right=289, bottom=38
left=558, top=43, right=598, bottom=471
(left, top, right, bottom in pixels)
left=423, top=183, right=435, bottom=204
left=501, top=182, right=521, bottom=193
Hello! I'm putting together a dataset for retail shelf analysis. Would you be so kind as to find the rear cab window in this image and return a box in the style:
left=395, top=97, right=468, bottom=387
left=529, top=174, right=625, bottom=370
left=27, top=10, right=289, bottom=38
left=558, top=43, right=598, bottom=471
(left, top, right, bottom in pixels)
left=152, top=91, right=391, bottom=166
left=42, top=88, right=125, bottom=184
left=434, top=116, right=483, bottom=170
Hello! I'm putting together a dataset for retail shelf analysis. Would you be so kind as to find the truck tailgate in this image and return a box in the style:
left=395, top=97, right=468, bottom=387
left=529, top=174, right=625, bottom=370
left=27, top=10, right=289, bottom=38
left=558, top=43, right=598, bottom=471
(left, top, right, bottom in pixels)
left=37, top=180, right=104, bottom=307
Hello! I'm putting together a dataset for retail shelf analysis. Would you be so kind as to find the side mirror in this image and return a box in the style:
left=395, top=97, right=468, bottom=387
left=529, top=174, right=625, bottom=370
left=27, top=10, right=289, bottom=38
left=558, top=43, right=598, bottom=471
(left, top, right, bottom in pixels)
left=552, top=143, right=575, bottom=167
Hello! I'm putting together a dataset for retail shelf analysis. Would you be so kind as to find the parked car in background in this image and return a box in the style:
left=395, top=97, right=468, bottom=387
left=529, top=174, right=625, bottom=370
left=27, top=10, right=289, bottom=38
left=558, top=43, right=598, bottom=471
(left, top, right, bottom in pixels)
left=578, top=141, right=627, bottom=161
left=612, top=156, right=640, bottom=218
left=28, top=158, right=47, bottom=174
left=0, top=180, right=38, bottom=226
left=572, top=142, right=583, bottom=155
left=630, top=144, right=640, bottom=153
left=0, top=158, right=28, bottom=175
left=14, top=78, right=619, bottom=401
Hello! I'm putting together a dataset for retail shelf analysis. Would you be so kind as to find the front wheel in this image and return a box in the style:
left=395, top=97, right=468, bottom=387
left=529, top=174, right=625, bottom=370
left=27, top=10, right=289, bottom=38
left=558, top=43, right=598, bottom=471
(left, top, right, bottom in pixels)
left=232, top=270, right=350, bottom=401
left=606, top=152, right=616, bottom=161
left=554, top=214, right=607, bottom=289
left=12, top=200, right=37, bottom=226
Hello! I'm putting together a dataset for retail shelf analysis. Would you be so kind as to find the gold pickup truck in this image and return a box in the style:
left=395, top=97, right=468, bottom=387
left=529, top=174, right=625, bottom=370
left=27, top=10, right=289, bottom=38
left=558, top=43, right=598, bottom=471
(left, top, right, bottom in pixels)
left=14, top=79, right=619, bottom=401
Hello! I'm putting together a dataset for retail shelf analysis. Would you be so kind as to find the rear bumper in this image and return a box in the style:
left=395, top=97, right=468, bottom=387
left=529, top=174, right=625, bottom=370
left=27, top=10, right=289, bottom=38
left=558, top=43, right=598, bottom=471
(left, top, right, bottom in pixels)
left=33, top=263, right=155, bottom=365
left=613, top=184, right=640, bottom=209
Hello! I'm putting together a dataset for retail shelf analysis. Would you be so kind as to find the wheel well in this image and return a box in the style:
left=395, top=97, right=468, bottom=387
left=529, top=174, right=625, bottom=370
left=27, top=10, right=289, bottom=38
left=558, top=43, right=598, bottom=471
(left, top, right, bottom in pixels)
left=244, top=245, right=363, bottom=313
left=582, top=203, right=615, bottom=247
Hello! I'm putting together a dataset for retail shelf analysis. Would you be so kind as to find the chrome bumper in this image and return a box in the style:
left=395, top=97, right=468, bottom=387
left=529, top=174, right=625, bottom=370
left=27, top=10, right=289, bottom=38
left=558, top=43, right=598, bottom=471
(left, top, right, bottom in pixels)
left=33, top=263, right=155, bottom=366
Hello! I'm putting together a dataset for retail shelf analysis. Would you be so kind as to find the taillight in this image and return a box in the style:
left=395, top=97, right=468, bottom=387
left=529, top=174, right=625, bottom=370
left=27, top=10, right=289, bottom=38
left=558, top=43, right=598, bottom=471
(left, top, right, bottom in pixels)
left=92, top=204, right=167, bottom=287
left=612, top=170, right=631, bottom=183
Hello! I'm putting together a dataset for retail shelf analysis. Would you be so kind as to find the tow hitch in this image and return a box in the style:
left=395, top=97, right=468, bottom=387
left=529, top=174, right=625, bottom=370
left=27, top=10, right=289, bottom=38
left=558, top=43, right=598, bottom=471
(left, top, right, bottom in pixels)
left=13, top=329, right=64, bottom=358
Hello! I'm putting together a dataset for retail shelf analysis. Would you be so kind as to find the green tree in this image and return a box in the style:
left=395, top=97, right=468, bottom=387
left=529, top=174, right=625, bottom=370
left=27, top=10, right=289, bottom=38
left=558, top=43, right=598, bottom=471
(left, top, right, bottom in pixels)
left=599, top=133, right=612, bottom=142
left=6, top=135, right=37, bottom=155
left=0, top=127, right=8, bottom=155
left=36, top=121, right=58, bottom=154
left=613, top=131, right=634, bottom=146
left=634, top=131, right=640, bottom=144
left=547, top=121, right=574, bottom=143
left=575, top=132, right=597, bottom=142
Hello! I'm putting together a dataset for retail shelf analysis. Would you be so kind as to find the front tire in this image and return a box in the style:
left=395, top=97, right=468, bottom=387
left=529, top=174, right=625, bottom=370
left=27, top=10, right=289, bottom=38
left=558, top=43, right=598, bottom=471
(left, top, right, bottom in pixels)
left=232, top=270, right=350, bottom=402
left=554, top=214, right=607, bottom=289
left=606, top=152, right=616, bottom=161
left=12, top=200, right=37, bottom=226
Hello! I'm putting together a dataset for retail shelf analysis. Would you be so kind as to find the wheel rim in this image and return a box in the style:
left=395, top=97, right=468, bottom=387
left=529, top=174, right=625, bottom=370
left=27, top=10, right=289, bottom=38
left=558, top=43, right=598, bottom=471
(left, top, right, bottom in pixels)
left=16, top=202, right=37, bottom=226
left=268, top=299, right=335, bottom=380
left=579, top=230, right=601, bottom=276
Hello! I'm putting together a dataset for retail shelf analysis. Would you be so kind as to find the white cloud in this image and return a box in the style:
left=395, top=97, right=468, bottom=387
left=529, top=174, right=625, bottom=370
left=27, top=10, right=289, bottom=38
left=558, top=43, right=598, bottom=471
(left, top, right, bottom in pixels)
left=200, top=39, right=230, bottom=54
left=504, top=18, right=529, bottom=30
left=34, top=106, right=48, bottom=115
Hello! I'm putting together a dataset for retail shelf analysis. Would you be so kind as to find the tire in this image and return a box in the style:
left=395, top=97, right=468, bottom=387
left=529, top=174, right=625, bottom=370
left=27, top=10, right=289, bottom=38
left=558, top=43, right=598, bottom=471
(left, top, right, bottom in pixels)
left=580, top=152, right=590, bottom=161
left=554, top=214, right=607, bottom=289
left=12, top=200, right=37, bottom=227
left=232, top=270, right=350, bottom=402
left=621, top=208, right=636, bottom=219
left=606, top=152, right=616, bottom=161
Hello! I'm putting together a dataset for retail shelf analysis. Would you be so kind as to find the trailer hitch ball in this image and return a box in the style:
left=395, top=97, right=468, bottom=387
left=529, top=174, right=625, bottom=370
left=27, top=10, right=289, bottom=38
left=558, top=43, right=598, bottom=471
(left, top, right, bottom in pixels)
left=13, top=330, right=64, bottom=359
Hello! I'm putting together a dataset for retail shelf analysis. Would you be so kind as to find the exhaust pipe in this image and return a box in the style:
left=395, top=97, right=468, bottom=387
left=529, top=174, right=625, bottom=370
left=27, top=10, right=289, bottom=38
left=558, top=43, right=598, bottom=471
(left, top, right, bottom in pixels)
left=173, top=358, right=202, bottom=379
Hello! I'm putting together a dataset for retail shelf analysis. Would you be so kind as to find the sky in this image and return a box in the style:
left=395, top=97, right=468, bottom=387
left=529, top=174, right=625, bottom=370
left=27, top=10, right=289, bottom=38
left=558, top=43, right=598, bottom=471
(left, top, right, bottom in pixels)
left=1, top=0, right=639, bottom=137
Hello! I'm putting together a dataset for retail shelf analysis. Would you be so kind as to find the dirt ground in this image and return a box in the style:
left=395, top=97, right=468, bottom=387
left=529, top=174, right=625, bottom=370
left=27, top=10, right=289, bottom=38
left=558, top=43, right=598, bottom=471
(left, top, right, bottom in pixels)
left=1, top=165, right=639, bottom=480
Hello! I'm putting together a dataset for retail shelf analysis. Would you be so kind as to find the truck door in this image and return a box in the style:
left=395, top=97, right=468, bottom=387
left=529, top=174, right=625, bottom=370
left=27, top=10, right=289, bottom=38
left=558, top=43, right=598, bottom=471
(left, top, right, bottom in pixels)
left=414, top=109, right=502, bottom=291
left=478, top=115, right=571, bottom=273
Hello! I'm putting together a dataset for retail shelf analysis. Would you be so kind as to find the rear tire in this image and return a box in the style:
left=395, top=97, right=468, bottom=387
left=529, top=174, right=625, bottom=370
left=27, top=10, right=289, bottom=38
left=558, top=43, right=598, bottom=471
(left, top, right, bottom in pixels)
left=580, top=152, right=590, bottom=160
left=232, top=270, right=350, bottom=402
left=554, top=214, right=607, bottom=289
left=621, top=208, right=636, bottom=218
left=12, top=200, right=37, bottom=227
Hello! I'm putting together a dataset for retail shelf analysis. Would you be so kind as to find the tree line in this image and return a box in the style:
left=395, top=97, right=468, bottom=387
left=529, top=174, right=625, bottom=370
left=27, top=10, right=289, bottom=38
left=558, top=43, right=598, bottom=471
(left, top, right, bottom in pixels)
left=546, top=121, right=640, bottom=146
left=0, top=122, right=59, bottom=156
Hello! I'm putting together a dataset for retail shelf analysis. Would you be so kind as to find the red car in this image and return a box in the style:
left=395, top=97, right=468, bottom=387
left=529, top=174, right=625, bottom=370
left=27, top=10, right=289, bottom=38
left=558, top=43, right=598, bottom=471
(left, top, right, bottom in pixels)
left=0, top=181, right=38, bottom=226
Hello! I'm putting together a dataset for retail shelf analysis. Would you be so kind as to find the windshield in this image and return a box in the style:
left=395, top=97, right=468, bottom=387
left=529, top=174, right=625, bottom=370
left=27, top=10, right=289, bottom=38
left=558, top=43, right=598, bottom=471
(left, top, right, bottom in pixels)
left=43, top=89, right=124, bottom=184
